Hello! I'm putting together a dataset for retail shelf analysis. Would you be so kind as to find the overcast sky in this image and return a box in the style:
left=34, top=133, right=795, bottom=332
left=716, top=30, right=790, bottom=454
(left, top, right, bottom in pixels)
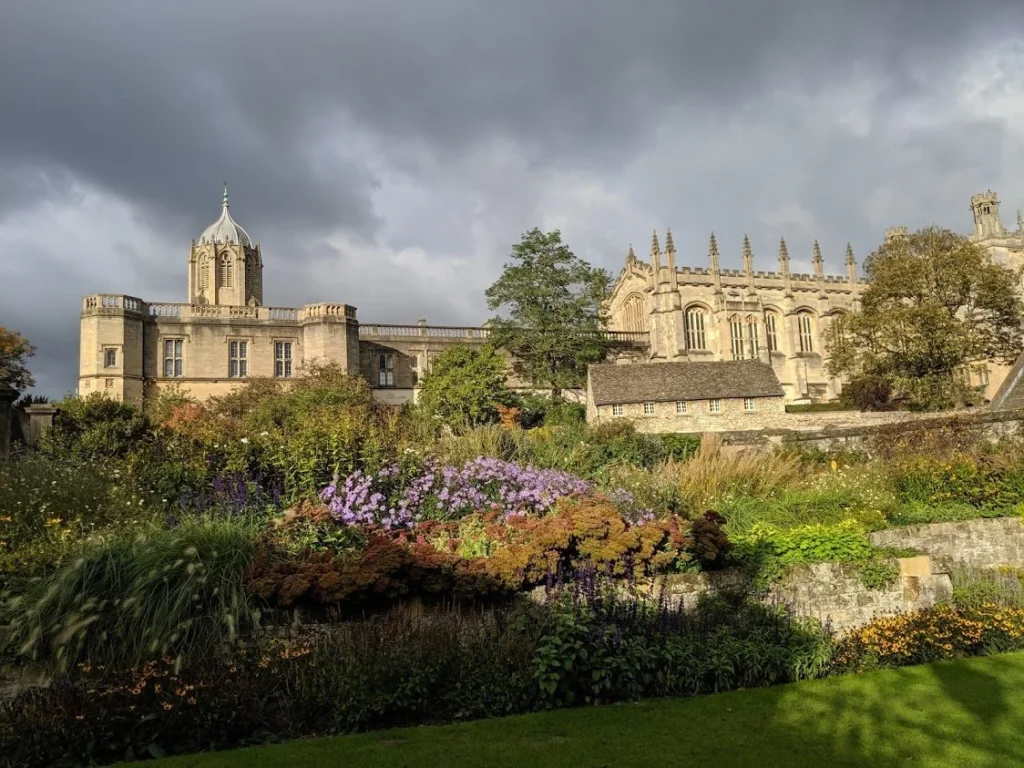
left=3, top=1, right=1024, bottom=397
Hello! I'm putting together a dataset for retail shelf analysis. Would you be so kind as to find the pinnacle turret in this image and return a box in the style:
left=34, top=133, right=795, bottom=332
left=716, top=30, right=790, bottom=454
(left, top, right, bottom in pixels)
left=650, top=229, right=661, bottom=259
left=708, top=232, right=720, bottom=270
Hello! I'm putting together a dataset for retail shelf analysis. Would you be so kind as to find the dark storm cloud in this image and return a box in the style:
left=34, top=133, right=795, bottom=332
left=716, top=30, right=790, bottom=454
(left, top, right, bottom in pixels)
left=3, top=0, right=1024, bottom=397
left=3, top=0, right=1021, bottom=227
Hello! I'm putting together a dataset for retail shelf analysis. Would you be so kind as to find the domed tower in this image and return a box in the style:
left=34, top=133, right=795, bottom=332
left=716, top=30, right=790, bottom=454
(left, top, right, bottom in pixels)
left=188, top=184, right=263, bottom=306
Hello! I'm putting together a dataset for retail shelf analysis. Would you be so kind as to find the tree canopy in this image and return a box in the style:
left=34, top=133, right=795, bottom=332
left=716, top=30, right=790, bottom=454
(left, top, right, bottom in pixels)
left=826, top=227, right=1023, bottom=409
left=0, top=326, right=35, bottom=392
left=485, top=228, right=612, bottom=396
left=417, top=344, right=513, bottom=428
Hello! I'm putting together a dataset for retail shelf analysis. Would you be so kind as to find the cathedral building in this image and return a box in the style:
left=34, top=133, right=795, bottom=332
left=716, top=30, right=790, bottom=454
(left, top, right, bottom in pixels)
left=605, top=190, right=1024, bottom=403
left=79, top=187, right=1024, bottom=408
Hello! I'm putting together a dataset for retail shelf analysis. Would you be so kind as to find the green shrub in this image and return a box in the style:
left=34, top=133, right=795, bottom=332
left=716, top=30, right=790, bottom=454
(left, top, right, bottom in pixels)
left=841, top=375, right=894, bottom=411
left=1, top=516, right=262, bottom=674
left=41, top=394, right=150, bottom=462
left=952, top=567, right=1024, bottom=610
left=542, top=400, right=586, bottom=427
left=0, top=590, right=833, bottom=768
left=784, top=402, right=856, bottom=413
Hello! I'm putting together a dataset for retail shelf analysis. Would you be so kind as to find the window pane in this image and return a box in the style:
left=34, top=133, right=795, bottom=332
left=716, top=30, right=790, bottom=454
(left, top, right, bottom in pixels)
left=230, top=360, right=238, bottom=378
left=240, top=360, right=247, bottom=377
left=284, top=343, right=291, bottom=360
left=174, top=340, right=182, bottom=356
left=239, top=342, right=247, bottom=358
left=174, top=359, right=182, bottom=377
left=285, top=360, right=292, bottom=376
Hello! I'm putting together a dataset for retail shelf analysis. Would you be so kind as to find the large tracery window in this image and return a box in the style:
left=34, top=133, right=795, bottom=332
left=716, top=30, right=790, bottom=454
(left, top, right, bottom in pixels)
left=621, top=293, right=647, bottom=333
left=685, top=307, right=708, bottom=351
left=797, top=312, right=815, bottom=353
left=729, top=316, right=745, bottom=360
left=746, top=316, right=760, bottom=358
left=765, top=311, right=780, bottom=353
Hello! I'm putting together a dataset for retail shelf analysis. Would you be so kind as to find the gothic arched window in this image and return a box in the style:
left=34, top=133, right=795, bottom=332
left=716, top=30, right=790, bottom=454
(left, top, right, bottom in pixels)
left=220, top=255, right=233, bottom=288
left=729, top=315, right=745, bottom=360
left=685, top=307, right=708, bottom=351
left=797, top=311, right=815, bottom=353
left=245, top=256, right=254, bottom=294
left=764, top=311, right=780, bottom=353
left=199, top=258, right=210, bottom=290
left=621, top=293, right=647, bottom=333
left=746, top=315, right=760, bottom=358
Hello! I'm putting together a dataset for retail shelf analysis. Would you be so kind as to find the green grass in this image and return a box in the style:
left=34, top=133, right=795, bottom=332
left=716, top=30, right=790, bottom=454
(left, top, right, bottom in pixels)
left=143, top=652, right=1024, bottom=767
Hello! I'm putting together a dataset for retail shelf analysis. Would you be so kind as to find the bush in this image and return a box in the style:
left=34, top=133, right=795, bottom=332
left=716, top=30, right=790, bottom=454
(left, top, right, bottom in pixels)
left=1, top=517, right=262, bottom=674
left=247, top=496, right=731, bottom=615
left=841, top=375, right=893, bottom=411
left=42, top=394, right=150, bottom=462
left=784, top=402, right=856, bottom=414
left=0, top=589, right=833, bottom=768
left=835, top=603, right=1024, bottom=671
left=542, top=400, right=586, bottom=427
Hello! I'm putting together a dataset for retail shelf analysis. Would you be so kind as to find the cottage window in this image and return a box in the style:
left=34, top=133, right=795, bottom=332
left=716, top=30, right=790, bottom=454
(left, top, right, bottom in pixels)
left=685, top=308, right=707, bottom=351
left=643, top=402, right=656, bottom=416
left=274, top=341, right=292, bottom=378
left=229, top=340, right=248, bottom=378
left=709, top=399, right=722, bottom=413
left=744, top=397, right=756, bottom=412
left=676, top=401, right=687, bottom=415
left=612, top=404, right=624, bottom=417
left=162, top=339, right=183, bottom=378
left=378, top=353, right=395, bottom=387
left=798, top=312, right=814, bottom=353
left=104, top=348, right=117, bottom=368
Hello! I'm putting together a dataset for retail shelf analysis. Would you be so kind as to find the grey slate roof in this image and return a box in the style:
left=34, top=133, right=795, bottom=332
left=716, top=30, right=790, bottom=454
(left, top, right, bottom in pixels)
left=589, top=360, right=785, bottom=406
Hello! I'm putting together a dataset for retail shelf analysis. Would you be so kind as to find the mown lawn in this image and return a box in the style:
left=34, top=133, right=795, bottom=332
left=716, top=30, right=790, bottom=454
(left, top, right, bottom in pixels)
left=143, top=652, right=1024, bottom=768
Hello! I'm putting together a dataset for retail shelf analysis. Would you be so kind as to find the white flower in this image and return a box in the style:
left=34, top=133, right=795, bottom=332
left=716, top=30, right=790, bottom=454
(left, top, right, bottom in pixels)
left=240, top=437, right=249, bottom=444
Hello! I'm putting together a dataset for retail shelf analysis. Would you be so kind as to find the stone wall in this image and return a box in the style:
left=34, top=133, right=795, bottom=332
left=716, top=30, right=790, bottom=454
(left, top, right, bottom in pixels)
left=590, top=395, right=787, bottom=433
left=869, top=517, right=1024, bottom=571
left=649, top=555, right=952, bottom=634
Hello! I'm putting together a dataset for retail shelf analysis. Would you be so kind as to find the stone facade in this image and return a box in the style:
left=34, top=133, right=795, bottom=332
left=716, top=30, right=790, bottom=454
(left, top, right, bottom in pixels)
left=590, top=395, right=786, bottom=433
left=79, top=187, right=1024, bottom=409
left=605, top=190, right=1024, bottom=404
left=869, top=517, right=1024, bottom=571
left=640, top=556, right=953, bottom=634
left=79, top=188, right=645, bottom=407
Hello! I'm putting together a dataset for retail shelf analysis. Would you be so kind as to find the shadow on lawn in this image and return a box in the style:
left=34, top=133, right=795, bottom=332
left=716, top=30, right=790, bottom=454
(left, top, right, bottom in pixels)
left=762, top=655, right=1024, bottom=768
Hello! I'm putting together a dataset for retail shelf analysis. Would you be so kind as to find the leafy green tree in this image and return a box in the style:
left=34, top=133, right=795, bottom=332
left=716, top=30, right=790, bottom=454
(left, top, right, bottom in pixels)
left=418, top=344, right=513, bottom=427
left=0, top=326, right=35, bottom=391
left=826, top=227, right=1023, bottom=410
left=485, top=228, right=612, bottom=397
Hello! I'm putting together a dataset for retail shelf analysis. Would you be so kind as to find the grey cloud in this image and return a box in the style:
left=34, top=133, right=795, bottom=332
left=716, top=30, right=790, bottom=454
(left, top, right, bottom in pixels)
left=3, top=0, right=1024, bottom=397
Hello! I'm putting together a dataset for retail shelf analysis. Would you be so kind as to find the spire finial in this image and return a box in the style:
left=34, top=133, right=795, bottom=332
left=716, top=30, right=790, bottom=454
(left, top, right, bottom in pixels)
left=742, top=233, right=753, bottom=259
left=650, top=229, right=661, bottom=258
left=845, top=242, right=855, bottom=265
left=812, top=239, right=823, bottom=264
left=222, top=182, right=229, bottom=209
left=708, top=232, right=719, bottom=257
left=627, top=243, right=636, bottom=262
left=665, top=228, right=675, bottom=253
left=778, top=237, right=789, bottom=260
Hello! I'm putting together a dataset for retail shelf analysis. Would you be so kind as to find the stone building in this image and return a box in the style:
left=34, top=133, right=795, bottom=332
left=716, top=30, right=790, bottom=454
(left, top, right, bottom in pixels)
left=80, top=186, right=1024, bottom=408
left=79, top=186, right=642, bottom=407
left=586, top=360, right=786, bottom=433
left=604, top=190, right=1024, bottom=403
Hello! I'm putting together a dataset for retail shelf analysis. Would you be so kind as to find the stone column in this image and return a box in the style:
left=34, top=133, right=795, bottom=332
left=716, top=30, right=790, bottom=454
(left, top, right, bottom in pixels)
left=22, top=404, right=58, bottom=449
left=0, top=385, right=19, bottom=461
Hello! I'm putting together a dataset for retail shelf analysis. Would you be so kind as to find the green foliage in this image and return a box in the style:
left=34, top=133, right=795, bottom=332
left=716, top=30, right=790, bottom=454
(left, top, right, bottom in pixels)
left=784, top=401, right=856, bottom=413
left=842, top=375, right=894, bottom=411
left=825, top=226, right=1024, bottom=410
left=417, top=344, right=513, bottom=428
left=0, top=591, right=834, bottom=767
left=952, top=567, right=1024, bottom=610
left=0, top=325, right=35, bottom=391
left=892, top=457, right=1024, bottom=510
left=485, top=228, right=612, bottom=395
left=1, top=516, right=262, bottom=674
left=733, top=520, right=898, bottom=592
left=42, top=393, right=151, bottom=462
left=542, top=400, right=586, bottom=427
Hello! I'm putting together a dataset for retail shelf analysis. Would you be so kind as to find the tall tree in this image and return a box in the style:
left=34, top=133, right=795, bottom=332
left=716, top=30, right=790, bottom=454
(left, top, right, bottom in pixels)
left=485, top=228, right=611, bottom=396
left=825, top=227, right=1023, bottom=410
left=417, top=344, right=513, bottom=428
left=0, top=326, right=35, bottom=391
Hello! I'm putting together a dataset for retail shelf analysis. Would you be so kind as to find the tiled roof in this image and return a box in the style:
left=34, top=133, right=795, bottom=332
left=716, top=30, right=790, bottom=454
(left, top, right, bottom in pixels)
left=589, top=360, right=785, bottom=405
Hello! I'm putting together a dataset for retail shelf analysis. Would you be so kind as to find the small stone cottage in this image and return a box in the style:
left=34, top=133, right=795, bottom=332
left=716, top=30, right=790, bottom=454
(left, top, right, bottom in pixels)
left=586, top=360, right=786, bottom=432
